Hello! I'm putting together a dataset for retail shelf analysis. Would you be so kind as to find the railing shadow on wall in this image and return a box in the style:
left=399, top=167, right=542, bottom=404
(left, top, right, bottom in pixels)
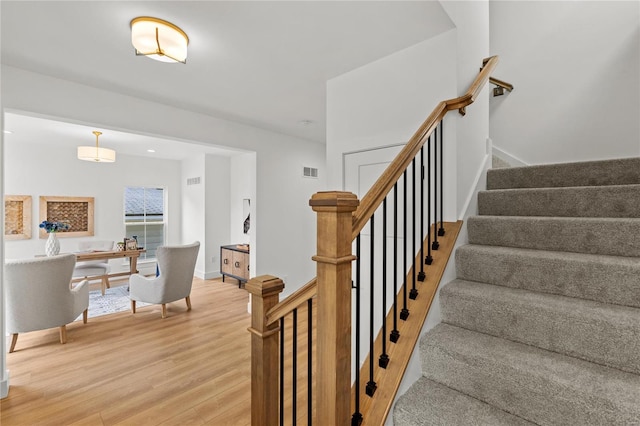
left=246, top=55, right=501, bottom=426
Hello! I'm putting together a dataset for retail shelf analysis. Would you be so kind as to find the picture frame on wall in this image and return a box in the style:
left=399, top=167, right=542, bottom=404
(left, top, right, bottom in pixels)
left=4, top=195, right=32, bottom=240
left=39, top=195, right=94, bottom=238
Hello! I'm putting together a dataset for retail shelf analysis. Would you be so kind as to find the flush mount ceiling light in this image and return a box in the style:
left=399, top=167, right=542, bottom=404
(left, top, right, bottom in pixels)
left=131, top=17, right=189, bottom=64
left=77, top=131, right=116, bottom=163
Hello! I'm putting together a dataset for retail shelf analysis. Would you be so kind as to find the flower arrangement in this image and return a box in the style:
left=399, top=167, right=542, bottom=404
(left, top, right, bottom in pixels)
left=39, top=220, right=70, bottom=233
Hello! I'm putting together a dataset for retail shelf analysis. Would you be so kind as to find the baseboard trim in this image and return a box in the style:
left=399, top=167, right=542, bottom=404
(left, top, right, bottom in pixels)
left=458, top=153, right=491, bottom=220
left=1, top=371, right=9, bottom=399
left=492, top=145, right=528, bottom=167
left=197, top=270, right=221, bottom=280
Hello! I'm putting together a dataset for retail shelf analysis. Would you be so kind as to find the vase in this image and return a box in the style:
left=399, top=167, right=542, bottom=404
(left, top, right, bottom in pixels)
left=45, top=232, right=60, bottom=256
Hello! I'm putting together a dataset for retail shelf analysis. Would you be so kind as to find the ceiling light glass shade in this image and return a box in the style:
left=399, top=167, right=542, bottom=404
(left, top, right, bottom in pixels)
left=77, top=131, right=116, bottom=163
left=131, top=17, right=189, bottom=64
left=77, top=146, right=116, bottom=162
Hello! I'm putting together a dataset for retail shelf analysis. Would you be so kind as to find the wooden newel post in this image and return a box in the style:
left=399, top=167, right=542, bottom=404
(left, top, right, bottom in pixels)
left=309, top=191, right=359, bottom=425
left=246, top=275, right=285, bottom=426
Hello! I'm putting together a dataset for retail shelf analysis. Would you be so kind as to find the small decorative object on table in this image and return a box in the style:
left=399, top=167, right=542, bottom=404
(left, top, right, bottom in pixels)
left=125, top=237, right=138, bottom=251
left=39, top=220, right=70, bottom=256
left=116, top=242, right=125, bottom=251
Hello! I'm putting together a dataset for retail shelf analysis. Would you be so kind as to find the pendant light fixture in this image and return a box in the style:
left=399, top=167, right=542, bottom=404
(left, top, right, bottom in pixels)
left=130, top=17, right=189, bottom=64
left=77, top=131, right=116, bottom=163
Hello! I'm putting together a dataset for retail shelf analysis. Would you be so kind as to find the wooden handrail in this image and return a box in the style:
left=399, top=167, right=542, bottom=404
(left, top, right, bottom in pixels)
left=250, top=55, right=501, bottom=426
left=490, top=76, right=513, bottom=92
left=352, top=55, right=498, bottom=238
left=264, top=56, right=499, bottom=322
left=266, top=277, right=316, bottom=326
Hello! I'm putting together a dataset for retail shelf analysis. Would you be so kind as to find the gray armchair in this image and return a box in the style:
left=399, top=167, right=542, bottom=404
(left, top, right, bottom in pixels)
left=129, top=241, right=200, bottom=318
left=5, top=254, right=89, bottom=352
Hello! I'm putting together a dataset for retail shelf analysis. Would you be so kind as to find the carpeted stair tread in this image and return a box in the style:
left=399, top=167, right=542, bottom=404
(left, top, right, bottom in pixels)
left=478, top=184, right=640, bottom=217
left=395, top=158, right=640, bottom=426
left=394, top=378, right=535, bottom=426
left=440, top=279, right=640, bottom=374
left=487, top=157, right=640, bottom=190
left=455, top=244, right=640, bottom=308
left=467, top=215, right=640, bottom=257
left=420, top=323, right=640, bottom=426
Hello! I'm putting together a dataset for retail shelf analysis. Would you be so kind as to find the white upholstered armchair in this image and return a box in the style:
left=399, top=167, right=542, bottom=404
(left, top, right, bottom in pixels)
left=5, top=254, right=89, bottom=352
left=129, top=241, right=200, bottom=319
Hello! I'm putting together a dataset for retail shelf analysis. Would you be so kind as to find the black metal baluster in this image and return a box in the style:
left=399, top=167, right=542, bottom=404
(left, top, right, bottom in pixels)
left=438, top=120, right=446, bottom=237
left=280, top=317, right=285, bottom=426
left=351, top=235, right=363, bottom=426
left=390, top=184, right=400, bottom=343
left=380, top=198, right=390, bottom=367
left=432, top=127, right=440, bottom=251
left=418, top=146, right=426, bottom=281
left=292, top=309, right=298, bottom=426
left=366, top=216, right=377, bottom=397
left=307, top=299, right=313, bottom=426
left=400, top=171, right=410, bottom=321
left=426, top=135, right=433, bottom=265
left=410, top=159, right=418, bottom=300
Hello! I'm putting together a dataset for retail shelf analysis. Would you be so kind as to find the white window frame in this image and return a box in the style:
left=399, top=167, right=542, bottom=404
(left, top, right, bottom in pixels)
left=123, top=186, right=166, bottom=262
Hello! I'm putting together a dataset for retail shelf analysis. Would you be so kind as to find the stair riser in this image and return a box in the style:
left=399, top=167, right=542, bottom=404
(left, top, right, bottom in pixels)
left=487, top=157, right=640, bottom=190
left=467, top=216, right=640, bottom=257
left=455, top=245, right=640, bottom=308
left=440, top=280, right=640, bottom=375
left=420, top=324, right=640, bottom=426
left=478, top=185, right=640, bottom=217
left=394, top=378, right=535, bottom=426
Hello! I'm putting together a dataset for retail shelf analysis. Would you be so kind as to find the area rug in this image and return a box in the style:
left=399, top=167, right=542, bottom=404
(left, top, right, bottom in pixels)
left=76, top=286, right=150, bottom=320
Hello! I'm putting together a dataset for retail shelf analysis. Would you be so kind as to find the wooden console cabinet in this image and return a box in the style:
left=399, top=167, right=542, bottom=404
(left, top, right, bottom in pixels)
left=220, top=244, right=250, bottom=287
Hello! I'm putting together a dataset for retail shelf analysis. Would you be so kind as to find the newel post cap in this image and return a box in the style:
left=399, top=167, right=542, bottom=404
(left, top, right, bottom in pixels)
left=245, top=275, right=285, bottom=297
left=309, top=191, right=359, bottom=212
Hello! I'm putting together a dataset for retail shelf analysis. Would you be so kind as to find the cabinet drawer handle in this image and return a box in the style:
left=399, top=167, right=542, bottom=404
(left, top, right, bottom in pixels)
left=235, top=261, right=240, bottom=268
left=223, top=259, right=228, bottom=265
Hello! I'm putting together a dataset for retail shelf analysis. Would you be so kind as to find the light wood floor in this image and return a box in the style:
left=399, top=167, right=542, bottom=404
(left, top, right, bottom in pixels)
left=1, top=277, right=253, bottom=425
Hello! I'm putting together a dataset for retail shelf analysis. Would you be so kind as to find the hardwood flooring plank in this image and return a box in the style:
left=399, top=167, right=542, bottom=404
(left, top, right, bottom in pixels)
left=1, top=278, right=253, bottom=426
left=157, top=408, right=206, bottom=426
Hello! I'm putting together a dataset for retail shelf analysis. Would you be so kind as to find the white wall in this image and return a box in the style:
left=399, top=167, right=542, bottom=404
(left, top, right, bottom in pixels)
left=204, top=154, right=231, bottom=279
left=229, top=153, right=257, bottom=283
left=229, top=153, right=255, bottom=246
left=489, top=0, right=640, bottom=164
left=0, top=94, right=7, bottom=399
left=181, top=153, right=233, bottom=279
left=1, top=65, right=325, bottom=296
left=4, top=139, right=182, bottom=276
left=327, top=30, right=458, bottom=219
left=256, top=146, right=325, bottom=298
left=181, top=155, right=207, bottom=277
left=441, top=0, right=491, bottom=218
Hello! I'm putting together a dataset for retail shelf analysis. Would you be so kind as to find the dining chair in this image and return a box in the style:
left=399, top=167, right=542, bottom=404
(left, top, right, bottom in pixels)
left=73, top=240, right=113, bottom=295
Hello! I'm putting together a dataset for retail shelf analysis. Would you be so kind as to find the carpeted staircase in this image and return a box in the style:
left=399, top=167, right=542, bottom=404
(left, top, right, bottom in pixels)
left=394, top=158, right=640, bottom=425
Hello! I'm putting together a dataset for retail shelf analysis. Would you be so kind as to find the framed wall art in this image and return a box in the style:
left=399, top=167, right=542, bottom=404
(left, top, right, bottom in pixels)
left=4, top=195, right=32, bottom=240
left=39, top=196, right=94, bottom=238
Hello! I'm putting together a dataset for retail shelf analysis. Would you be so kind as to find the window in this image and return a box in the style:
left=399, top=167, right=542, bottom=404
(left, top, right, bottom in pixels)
left=124, top=187, right=165, bottom=260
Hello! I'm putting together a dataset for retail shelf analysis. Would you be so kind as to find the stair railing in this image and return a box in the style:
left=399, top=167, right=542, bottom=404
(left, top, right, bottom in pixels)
left=246, top=55, right=499, bottom=426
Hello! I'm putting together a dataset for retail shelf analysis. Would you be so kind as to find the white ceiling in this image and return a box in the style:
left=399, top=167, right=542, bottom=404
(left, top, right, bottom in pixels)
left=3, top=112, right=241, bottom=161
left=1, top=1, right=453, bottom=157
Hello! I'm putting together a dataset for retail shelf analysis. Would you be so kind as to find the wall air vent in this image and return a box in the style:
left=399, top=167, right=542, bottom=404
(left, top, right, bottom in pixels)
left=303, top=167, right=318, bottom=178
left=187, top=177, right=201, bottom=185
